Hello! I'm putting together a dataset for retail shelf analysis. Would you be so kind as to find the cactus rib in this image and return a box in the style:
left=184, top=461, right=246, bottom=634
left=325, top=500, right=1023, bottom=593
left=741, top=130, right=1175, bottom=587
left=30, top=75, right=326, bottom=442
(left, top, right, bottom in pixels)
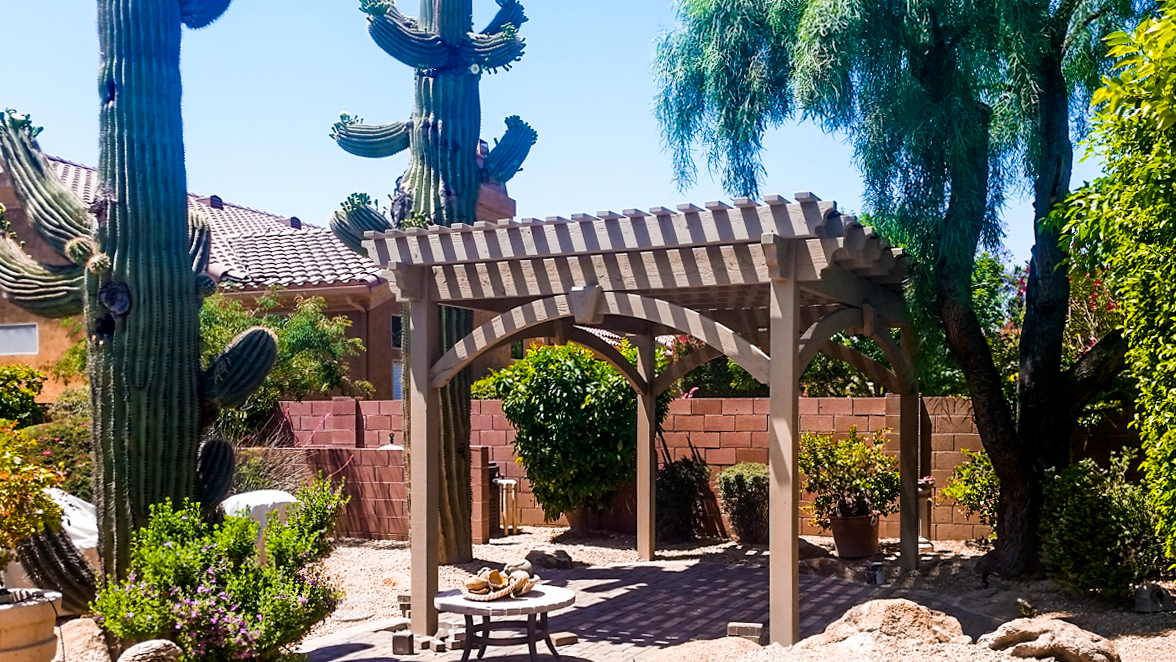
left=180, top=0, right=233, bottom=28
left=0, top=235, right=84, bottom=317
left=330, top=201, right=393, bottom=254
left=203, top=327, right=279, bottom=410
left=484, top=115, right=537, bottom=184
left=15, top=527, right=98, bottom=614
left=482, top=0, right=527, bottom=35
left=368, top=10, right=450, bottom=69
left=196, top=438, right=235, bottom=517
left=0, top=113, right=92, bottom=255
left=469, top=31, right=524, bottom=69
left=333, top=120, right=411, bottom=159
left=189, top=210, right=211, bottom=273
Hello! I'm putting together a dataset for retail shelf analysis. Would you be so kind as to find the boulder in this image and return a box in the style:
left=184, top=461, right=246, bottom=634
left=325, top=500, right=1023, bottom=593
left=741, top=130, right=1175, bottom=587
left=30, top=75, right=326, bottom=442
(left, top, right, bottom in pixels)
left=799, top=538, right=832, bottom=560
left=117, top=640, right=182, bottom=662
left=977, top=617, right=1119, bottom=662
left=1133, top=583, right=1176, bottom=613
left=643, top=636, right=762, bottom=662
left=798, top=599, right=972, bottom=649
left=53, top=618, right=111, bottom=662
left=525, top=547, right=574, bottom=569
left=797, top=557, right=857, bottom=581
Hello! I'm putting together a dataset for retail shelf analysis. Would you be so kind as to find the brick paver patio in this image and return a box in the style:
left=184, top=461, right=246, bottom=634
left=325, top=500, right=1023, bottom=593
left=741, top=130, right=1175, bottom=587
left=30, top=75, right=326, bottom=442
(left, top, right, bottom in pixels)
left=302, top=560, right=1005, bottom=662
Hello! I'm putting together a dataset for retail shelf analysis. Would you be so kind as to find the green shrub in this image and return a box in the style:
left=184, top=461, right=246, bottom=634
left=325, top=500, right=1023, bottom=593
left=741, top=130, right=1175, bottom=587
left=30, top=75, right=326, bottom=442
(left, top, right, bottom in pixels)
left=717, top=463, right=769, bottom=544
left=1041, top=453, right=1165, bottom=597
left=25, top=417, right=92, bottom=501
left=48, top=386, right=91, bottom=421
left=798, top=427, right=900, bottom=529
left=941, top=448, right=999, bottom=535
left=656, top=448, right=712, bottom=542
left=92, top=477, right=348, bottom=661
left=0, top=364, right=45, bottom=427
left=0, top=421, right=63, bottom=569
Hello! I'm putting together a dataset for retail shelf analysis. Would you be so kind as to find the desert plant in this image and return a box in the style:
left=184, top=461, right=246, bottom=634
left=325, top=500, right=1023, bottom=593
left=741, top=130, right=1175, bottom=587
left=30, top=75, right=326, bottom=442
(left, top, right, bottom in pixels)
left=0, top=422, right=62, bottom=572
left=26, top=417, right=92, bottom=501
left=656, top=445, right=712, bottom=542
left=717, top=462, right=769, bottom=544
left=942, top=448, right=1000, bottom=535
left=798, top=428, right=900, bottom=530
left=48, top=386, right=91, bottom=422
left=1041, top=452, right=1165, bottom=597
left=91, top=477, right=347, bottom=661
left=0, top=364, right=46, bottom=427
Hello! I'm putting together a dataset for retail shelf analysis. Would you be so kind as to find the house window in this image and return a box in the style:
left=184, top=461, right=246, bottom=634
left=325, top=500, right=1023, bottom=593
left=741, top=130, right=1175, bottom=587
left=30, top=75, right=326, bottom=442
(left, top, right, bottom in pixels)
left=391, top=315, right=403, bottom=349
left=0, top=323, right=38, bottom=355
left=392, top=360, right=403, bottom=400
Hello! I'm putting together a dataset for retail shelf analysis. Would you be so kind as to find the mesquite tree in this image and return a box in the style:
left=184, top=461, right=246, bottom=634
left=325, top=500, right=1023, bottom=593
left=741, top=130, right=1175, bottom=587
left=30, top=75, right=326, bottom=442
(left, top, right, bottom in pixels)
left=0, top=0, right=276, bottom=609
left=329, top=0, right=536, bottom=564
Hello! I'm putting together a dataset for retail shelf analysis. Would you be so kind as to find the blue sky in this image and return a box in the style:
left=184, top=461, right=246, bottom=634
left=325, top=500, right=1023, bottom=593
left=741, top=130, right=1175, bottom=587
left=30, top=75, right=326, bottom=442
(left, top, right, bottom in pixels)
left=2, top=0, right=1101, bottom=266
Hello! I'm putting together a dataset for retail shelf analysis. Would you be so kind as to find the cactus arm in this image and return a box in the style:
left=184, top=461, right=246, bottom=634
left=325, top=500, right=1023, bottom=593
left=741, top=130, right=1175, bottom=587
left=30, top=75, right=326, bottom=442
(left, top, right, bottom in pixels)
left=15, top=527, right=97, bottom=614
left=330, top=193, right=394, bottom=254
left=180, top=0, right=232, bottom=28
left=203, top=326, right=278, bottom=410
left=196, top=438, right=235, bottom=519
left=482, top=0, right=527, bottom=35
left=189, top=209, right=211, bottom=274
left=0, top=113, right=92, bottom=256
left=469, top=30, right=525, bottom=70
left=368, top=10, right=450, bottom=70
left=484, top=115, right=537, bottom=184
left=332, top=116, right=410, bottom=159
left=0, top=235, right=84, bottom=317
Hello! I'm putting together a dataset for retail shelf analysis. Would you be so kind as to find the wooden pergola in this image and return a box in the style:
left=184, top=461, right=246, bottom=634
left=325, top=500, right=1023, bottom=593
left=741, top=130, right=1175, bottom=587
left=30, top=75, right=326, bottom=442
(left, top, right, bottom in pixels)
left=362, top=193, right=916, bottom=645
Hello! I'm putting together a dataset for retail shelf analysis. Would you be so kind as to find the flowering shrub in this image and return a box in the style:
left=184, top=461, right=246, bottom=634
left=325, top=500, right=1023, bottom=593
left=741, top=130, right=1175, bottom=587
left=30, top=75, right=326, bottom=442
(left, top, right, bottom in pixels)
left=941, top=448, right=999, bottom=535
left=798, top=427, right=900, bottom=530
left=0, top=422, right=63, bottom=569
left=92, top=477, right=347, bottom=661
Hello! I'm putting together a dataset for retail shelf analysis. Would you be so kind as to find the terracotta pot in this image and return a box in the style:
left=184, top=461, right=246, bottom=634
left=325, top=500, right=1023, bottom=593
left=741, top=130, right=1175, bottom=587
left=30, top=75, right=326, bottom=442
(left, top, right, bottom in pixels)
left=0, top=589, right=62, bottom=662
left=829, top=514, right=879, bottom=559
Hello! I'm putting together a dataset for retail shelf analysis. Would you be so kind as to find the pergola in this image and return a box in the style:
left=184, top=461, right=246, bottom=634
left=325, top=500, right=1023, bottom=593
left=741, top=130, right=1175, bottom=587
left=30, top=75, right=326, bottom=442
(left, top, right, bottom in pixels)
left=362, top=193, right=916, bottom=645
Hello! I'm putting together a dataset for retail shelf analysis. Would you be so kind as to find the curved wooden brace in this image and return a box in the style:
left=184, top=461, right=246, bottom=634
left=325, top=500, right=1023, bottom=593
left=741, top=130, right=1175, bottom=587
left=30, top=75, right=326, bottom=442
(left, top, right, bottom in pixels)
left=867, top=323, right=916, bottom=393
left=430, top=292, right=770, bottom=388
left=819, top=343, right=902, bottom=394
left=798, top=308, right=863, bottom=370
left=653, top=346, right=722, bottom=396
left=562, top=323, right=646, bottom=393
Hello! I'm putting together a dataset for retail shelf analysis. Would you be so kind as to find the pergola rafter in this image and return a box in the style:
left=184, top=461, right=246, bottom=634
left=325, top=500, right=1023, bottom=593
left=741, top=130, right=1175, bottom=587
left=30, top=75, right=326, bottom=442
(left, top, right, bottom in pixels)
left=363, top=194, right=918, bottom=645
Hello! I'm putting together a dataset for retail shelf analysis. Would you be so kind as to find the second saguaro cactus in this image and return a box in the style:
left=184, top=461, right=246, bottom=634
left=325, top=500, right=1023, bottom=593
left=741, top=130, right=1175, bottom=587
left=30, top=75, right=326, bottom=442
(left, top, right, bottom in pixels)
left=330, top=0, right=537, bottom=563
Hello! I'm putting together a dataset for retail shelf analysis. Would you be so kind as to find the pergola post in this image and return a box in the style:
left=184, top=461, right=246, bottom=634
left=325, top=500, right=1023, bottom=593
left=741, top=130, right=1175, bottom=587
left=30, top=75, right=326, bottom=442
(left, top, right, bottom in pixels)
left=408, top=293, right=441, bottom=636
left=766, top=236, right=800, bottom=646
left=635, top=329, right=658, bottom=561
left=899, top=389, right=920, bottom=570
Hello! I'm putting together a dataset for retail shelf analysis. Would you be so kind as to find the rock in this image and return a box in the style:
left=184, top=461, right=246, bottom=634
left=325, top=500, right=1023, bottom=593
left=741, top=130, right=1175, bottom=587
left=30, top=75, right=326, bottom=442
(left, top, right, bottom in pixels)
left=1134, top=583, right=1176, bottom=613
left=331, top=609, right=373, bottom=622
left=799, top=538, right=832, bottom=560
left=525, top=547, right=574, bottom=569
left=797, top=557, right=857, bottom=581
left=643, top=636, right=762, bottom=662
left=53, top=617, right=111, bottom=662
left=798, top=599, right=972, bottom=649
left=117, top=640, right=182, bottom=662
left=977, top=617, right=1120, bottom=662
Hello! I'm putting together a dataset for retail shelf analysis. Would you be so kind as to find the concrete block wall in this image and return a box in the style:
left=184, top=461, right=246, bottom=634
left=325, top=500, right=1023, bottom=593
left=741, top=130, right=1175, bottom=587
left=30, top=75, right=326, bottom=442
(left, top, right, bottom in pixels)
left=304, top=447, right=407, bottom=540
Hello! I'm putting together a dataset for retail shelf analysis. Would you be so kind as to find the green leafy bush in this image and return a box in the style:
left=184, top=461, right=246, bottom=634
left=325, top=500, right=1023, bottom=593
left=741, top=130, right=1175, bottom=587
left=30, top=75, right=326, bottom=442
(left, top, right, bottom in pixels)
left=0, top=364, right=45, bottom=427
left=798, top=428, right=900, bottom=529
left=0, top=421, right=63, bottom=569
left=717, top=462, right=769, bottom=544
left=92, top=477, right=348, bottom=661
left=1041, top=453, right=1165, bottom=597
left=941, top=448, right=999, bottom=535
left=656, top=448, right=712, bottom=542
left=26, top=417, right=92, bottom=501
left=48, top=386, right=91, bottom=421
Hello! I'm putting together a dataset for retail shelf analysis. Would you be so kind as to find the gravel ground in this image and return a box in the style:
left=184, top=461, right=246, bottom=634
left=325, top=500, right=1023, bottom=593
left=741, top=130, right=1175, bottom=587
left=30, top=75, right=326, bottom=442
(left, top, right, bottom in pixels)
left=309, top=528, right=1176, bottom=661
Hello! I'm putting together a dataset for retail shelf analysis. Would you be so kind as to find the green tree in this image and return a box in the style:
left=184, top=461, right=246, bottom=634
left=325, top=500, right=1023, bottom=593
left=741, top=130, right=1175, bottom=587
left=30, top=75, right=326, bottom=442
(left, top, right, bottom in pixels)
left=1065, top=1, right=1176, bottom=555
left=0, top=364, right=46, bottom=427
left=655, top=0, right=1146, bottom=576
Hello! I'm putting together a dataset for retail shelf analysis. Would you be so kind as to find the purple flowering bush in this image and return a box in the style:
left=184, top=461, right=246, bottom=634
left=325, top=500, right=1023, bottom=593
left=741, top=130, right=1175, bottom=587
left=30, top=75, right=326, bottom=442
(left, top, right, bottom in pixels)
left=91, top=478, right=347, bottom=661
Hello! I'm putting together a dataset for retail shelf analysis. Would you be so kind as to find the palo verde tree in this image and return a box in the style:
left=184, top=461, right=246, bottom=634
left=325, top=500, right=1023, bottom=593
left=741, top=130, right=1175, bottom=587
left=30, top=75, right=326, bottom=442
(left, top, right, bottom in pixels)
left=0, top=0, right=276, bottom=609
left=329, top=0, right=537, bottom=563
left=655, top=0, right=1146, bottom=576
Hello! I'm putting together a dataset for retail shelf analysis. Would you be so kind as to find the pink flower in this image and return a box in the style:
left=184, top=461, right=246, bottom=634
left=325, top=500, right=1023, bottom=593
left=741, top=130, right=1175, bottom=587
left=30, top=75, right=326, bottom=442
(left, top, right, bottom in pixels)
left=683, top=387, right=699, bottom=400
left=43, top=450, right=52, bottom=456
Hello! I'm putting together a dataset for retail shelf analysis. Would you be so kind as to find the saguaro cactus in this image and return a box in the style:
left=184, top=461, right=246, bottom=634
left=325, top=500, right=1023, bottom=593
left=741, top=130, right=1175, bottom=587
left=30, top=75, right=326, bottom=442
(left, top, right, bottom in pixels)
left=0, top=0, right=275, bottom=595
left=330, top=0, right=537, bottom=563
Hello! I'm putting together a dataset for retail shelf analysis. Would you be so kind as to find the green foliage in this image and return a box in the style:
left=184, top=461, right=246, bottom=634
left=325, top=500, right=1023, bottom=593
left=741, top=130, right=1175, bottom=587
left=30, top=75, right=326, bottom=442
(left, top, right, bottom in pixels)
left=0, top=364, right=45, bottom=427
left=232, top=447, right=308, bottom=496
left=716, top=462, right=769, bottom=544
left=656, top=448, right=712, bottom=542
left=671, top=335, right=767, bottom=398
left=25, top=417, right=92, bottom=501
left=484, top=342, right=667, bottom=521
left=941, top=449, right=1000, bottom=534
left=798, top=428, right=900, bottom=530
left=91, top=478, right=347, bottom=661
left=1041, top=453, right=1165, bottom=597
left=1065, top=2, right=1176, bottom=557
left=49, top=386, right=91, bottom=421
left=0, top=421, right=63, bottom=569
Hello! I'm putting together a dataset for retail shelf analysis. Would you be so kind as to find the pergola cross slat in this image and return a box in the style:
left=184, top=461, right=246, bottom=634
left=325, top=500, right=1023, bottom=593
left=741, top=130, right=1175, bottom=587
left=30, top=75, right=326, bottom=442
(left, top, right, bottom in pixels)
left=364, top=194, right=919, bottom=646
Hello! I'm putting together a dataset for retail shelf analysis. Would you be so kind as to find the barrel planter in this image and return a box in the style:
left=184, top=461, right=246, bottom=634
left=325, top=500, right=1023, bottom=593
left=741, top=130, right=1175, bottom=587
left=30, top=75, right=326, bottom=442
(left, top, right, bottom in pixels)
left=829, top=514, right=880, bottom=559
left=0, top=589, right=62, bottom=662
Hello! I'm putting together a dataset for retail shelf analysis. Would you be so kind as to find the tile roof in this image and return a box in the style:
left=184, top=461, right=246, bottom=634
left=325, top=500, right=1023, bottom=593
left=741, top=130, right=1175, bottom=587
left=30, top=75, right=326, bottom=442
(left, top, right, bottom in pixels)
left=45, top=158, right=382, bottom=290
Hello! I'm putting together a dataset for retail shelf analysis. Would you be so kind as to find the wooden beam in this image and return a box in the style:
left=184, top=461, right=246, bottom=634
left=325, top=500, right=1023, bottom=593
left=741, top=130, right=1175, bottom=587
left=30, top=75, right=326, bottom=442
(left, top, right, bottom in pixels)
left=899, top=391, right=920, bottom=571
left=817, top=343, right=902, bottom=394
left=635, top=330, right=657, bottom=561
left=798, top=308, right=864, bottom=369
left=798, top=263, right=907, bottom=325
left=562, top=322, right=647, bottom=393
left=408, top=296, right=440, bottom=636
left=653, top=346, right=722, bottom=396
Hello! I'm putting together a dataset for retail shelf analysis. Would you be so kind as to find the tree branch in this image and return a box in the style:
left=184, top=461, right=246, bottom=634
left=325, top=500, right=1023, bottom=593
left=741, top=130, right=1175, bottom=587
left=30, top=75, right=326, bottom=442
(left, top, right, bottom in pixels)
left=0, top=234, right=84, bottom=317
left=367, top=9, right=450, bottom=70
left=331, top=117, right=410, bottom=159
left=1064, top=328, right=1129, bottom=408
left=483, top=115, right=537, bottom=184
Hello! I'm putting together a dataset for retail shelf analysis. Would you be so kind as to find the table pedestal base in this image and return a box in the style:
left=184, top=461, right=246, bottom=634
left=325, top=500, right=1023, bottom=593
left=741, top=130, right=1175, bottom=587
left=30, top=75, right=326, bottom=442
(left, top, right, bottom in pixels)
left=462, top=612, right=559, bottom=662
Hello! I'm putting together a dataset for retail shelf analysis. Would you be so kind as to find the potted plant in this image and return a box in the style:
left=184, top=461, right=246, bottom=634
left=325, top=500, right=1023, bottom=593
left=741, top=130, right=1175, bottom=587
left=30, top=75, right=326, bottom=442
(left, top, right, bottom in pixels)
left=798, top=427, right=900, bottom=558
left=0, top=422, right=64, bottom=662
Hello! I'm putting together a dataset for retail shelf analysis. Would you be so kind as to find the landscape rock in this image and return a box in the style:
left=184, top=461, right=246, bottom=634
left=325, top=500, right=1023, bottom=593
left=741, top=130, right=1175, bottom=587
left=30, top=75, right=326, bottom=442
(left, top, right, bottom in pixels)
left=117, top=640, right=182, bottom=662
left=977, top=617, right=1119, bottom=662
left=799, top=538, right=831, bottom=560
left=53, top=617, right=111, bottom=662
left=525, top=547, right=574, bottom=569
left=1134, top=583, right=1176, bottom=613
left=797, top=599, right=972, bottom=649
left=797, top=557, right=857, bottom=581
left=642, top=636, right=762, bottom=662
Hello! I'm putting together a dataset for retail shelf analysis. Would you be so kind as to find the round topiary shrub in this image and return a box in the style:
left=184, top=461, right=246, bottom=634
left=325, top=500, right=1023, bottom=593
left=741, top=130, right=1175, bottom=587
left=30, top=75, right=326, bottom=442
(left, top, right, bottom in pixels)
left=717, top=462, right=769, bottom=544
left=1041, top=452, right=1166, bottom=597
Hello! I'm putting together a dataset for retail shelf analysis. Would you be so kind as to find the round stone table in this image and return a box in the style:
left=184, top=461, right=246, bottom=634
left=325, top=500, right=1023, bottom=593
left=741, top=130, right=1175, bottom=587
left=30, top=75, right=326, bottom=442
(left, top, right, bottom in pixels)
left=434, top=585, right=575, bottom=662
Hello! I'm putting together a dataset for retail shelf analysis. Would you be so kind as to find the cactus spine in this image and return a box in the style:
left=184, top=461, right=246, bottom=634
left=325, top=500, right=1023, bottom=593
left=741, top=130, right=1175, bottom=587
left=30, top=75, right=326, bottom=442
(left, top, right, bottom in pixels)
left=0, top=0, right=276, bottom=598
left=331, top=0, right=536, bottom=563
